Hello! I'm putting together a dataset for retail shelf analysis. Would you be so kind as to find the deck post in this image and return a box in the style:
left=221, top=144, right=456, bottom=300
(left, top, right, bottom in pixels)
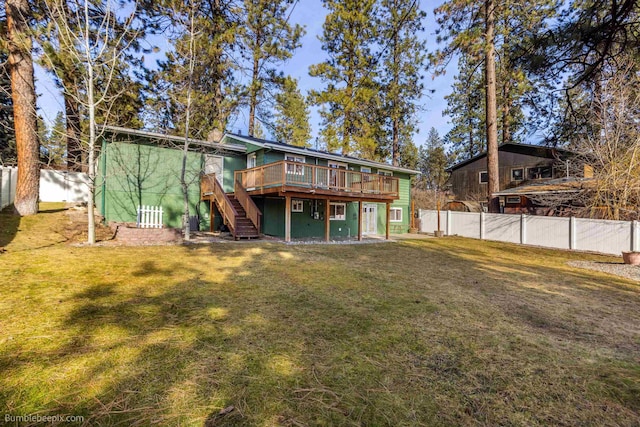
left=357, top=201, right=362, bottom=241
left=285, top=195, right=291, bottom=242
left=325, top=199, right=331, bottom=242
left=386, top=202, right=390, bottom=240
left=209, top=199, right=214, bottom=232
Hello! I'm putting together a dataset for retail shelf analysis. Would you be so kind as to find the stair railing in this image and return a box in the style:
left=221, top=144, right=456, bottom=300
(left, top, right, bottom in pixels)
left=203, top=173, right=238, bottom=237
left=234, top=174, right=262, bottom=233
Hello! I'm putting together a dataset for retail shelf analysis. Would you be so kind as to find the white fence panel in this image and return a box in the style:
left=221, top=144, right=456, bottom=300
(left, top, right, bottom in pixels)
left=526, top=215, right=570, bottom=250
left=0, top=167, right=17, bottom=210
left=575, top=218, right=631, bottom=256
left=450, top=211, right=481, bottom=238
left=485, top=213, right=521, bottom=243
left=137, top=205, right=163, bottom=228
left=39, top=169, right=90, bottom=202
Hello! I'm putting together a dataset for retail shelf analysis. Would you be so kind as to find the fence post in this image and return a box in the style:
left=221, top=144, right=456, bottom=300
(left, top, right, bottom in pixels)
left=480, top=211, right=485, bottom=240
left=446, top=210, right=452, bottom=236
left=520, top=214, right=527, bottom=245
left=569, top=216, right=576, bottom=250
left=632, top=220, right=639, bottom=252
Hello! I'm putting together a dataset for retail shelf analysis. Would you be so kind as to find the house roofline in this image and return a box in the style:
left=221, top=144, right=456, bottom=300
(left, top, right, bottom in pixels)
left=225, top=133, right=420, bottom=175
left=447, top=142, right=573, bottom=172
left=101, top=125, right=247, bottom=153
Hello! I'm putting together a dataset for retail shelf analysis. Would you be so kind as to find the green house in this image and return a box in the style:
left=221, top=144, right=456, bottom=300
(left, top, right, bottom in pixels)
left=97, top=126, right=419, bottom=241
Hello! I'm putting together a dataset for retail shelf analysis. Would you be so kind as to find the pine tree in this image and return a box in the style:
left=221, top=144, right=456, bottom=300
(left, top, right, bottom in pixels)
left=41, top=112, right=67, bottom=167
left=378, top=0, right=426, bottom=167
left=419, top=127, right=449, bottom=191
left=272, top=76, right=310, bottom=146
left=148, top=0, right=242, bottom=138
left=6, top=0, right=40, bottom=215
left=0, top=51, right=16, bottom=165
left=309, top=0, right=379, bottom=157
left=239, top=0, right=304, bottom=137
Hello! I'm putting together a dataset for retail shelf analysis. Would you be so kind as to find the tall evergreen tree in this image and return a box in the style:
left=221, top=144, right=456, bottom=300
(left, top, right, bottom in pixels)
left=378, top=0, right=426, bottom=167
left=272, top=76, right=310, bottom=146
left=239, top=0, right=303, bottom=137
left=309, top=0, right=379, bottom=157
left=418, top=127, right=449, bottom=191
left=5, top=0, right=40, bottom=215
left=0, top=51, right=16, bottom=165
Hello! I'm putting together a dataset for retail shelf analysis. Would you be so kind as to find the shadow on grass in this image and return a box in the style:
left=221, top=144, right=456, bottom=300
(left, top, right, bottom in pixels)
left=1, top=239, right=639, bottom=425
left=0, top=212, right=19, bottom=247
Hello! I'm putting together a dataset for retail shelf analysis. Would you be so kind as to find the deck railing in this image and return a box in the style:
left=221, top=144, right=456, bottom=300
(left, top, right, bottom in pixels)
left=235, top=161, right=399, bottom=197
left=234, top=177, right=261, bottom=232
left=201, top=173, right=238, bottom=236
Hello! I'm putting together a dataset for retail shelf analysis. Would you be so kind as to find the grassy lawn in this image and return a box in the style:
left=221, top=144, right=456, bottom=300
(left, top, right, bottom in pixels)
left=1, top=204, right=639, bottom=425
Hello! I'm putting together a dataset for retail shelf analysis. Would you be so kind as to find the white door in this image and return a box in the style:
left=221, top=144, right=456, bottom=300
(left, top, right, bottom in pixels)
left=205, top=155, right=224, bottom=185
left=362, top=204, right=377, bottom=235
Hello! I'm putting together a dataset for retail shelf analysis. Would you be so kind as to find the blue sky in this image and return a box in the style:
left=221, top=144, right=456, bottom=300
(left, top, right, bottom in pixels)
left=34, top=0, right=456, bottom=148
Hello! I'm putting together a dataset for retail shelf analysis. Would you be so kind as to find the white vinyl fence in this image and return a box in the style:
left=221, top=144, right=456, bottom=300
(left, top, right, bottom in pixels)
left=137, top=205, right=164, bottom=228
left=0, top=167, right=90, bottom=210
left=0, top=167, right=17, bottom=211
left=419, top=209, right=640, bottom=256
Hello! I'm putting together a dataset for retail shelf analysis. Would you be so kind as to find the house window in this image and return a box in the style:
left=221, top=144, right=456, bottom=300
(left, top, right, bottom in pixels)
left=285, top=154, right=305, bottom=175
left=527, top=166, right=552, bottom=180
left=479, top=171, right=488, bottom=184
left=378, top=170, right=393, bottom=176
left=511, top=168, right=524, bottom=181
left=390, top=207, right=402, bottom=222
left=506, top=196, right=521, bottom=204
left=361, top=166, right=371, bottom=174
left=329, top=202, right=346, bottom=220
left=292, top=199, right=304, bottom=212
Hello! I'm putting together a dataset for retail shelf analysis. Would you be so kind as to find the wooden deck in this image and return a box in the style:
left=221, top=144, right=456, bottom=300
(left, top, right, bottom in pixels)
left=234, top=161, right=400, bottom=202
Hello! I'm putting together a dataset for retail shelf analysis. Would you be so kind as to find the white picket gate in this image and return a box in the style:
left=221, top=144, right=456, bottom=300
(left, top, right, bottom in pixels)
left=137, top=205, right=164, bottom=228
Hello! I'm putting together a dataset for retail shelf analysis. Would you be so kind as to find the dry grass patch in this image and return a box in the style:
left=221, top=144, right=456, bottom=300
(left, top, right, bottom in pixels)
left=0, top=206, right=639, bottom=425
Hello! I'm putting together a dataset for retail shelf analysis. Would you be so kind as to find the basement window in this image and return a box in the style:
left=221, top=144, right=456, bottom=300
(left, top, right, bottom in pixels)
left=329, top=203, right=346, bottom=221
left=292, top=199, right=304, bottom=213
left=390, top=207, right=402, bottom=222
left=506, top=196, right=521, bottom=204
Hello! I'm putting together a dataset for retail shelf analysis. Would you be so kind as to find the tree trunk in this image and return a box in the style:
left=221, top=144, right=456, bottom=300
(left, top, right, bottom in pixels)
left=248, top=54, right=259, bottom=136
left=501, top=80, right=511, bottom=145
left=7, top=0, right=40, bottom=215
left=485, top=0, right=500, bottom=213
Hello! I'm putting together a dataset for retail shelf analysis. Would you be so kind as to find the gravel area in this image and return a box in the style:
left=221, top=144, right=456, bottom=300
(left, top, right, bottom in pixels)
left=568, top=260, right=640, bottom=282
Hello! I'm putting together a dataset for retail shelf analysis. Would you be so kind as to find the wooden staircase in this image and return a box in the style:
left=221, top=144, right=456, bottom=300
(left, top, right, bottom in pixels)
left=201, top=174, right=261, bottom=240
left=228, top=194, right=260, bottom=239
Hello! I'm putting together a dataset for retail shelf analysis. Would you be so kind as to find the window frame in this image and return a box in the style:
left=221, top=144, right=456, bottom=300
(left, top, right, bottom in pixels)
left=527, top=165, right=552, bottom=180
left=389, top=207, right=403, bottom=222
left=360, top=166, right=372, bottom=174
left=291, top=199, right=304, bottom=213
left=511, top=167, right=524, bottom=182
left=285, top=153, right=305, bottom=175
left=479, top=171, right=488, bottom=184
left=378, top=169, right=393, bottom=177
left=505, top=196, right=521, bottom=204
left=329, top=202, right=346, bottom=221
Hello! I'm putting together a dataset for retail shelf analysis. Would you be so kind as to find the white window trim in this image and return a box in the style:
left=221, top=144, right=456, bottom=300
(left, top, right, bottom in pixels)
left=292, top=199, right=304, bottom=212
left=329, top=161, right=348, bottom=169
left=389, top=207, right=403, bottom=222
left=506, top=196, right=521, bottom=204
left=329, top=202, right=346, bottom=221
left=378, top=169, right=393, bottom=176
left=511, top=167, right=524, bottom=182
left=479, top=171, right=488, bottom=184
left=360, top=166, right=372, bottom=173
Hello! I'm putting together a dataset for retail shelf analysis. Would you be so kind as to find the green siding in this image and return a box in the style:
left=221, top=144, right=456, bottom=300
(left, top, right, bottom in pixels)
left=97, top=138, right=246, bottom=230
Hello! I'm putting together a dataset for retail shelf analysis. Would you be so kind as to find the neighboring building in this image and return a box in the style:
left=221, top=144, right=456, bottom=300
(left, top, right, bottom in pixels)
left=97, top=126, right=419, bottom=241
left=447, top=143, right=576, bottom=201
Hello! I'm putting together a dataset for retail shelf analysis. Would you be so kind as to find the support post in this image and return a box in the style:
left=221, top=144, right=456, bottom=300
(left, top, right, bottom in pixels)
left=446, top=209, right=452, bottom=236
left=480, top=211, right=485, bottom=240
left=285, top=195, right=291, bottom=242
left=632, top=220, right=639, bottom=252
left=357, top=201, right=362, bottom=241
left=209, top=199, right=214, bottom=232
left=325, top=199, right=330, bottom=242
left=410, top=200, right=415, bottom=230
left=386, top=202, right=390, bottom=240
left=569, top=216, right=576, bottom=250
left=520, top=214, right=526, bottom=244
